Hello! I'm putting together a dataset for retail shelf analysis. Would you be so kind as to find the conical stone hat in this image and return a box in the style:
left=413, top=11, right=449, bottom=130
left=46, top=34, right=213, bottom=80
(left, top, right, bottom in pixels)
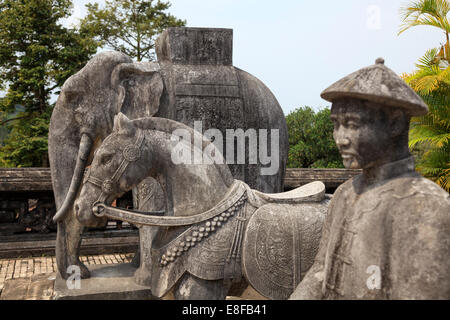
left=321, top=58, right=428, bottom=116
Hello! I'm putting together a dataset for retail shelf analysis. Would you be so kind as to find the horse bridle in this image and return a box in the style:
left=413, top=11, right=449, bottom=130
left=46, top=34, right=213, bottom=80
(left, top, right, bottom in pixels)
left=83, top=128, right=145, bottom=210
left=83, top=128, right=248, bottom=229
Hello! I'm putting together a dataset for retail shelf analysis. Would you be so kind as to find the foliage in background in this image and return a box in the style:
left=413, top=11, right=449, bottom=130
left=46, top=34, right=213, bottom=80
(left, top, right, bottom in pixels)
left=286, top=107, right=343, bottom=169
left=399, top=0, right=450, bottom=191
left=0, top=0, right=98, bottom=167
left=399, top=0, right=450, bottom=63
left=0, top=0, right=185, bottom=167
left=402, top=50, right=450, bottom=191
left=80, top=0, right=186, bottom=61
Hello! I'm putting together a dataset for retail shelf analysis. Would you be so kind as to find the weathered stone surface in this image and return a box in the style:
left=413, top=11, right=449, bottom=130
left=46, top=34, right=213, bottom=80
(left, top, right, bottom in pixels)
left=155, top=27, right=288, bottom=193
left=243, top=201, right=329, bottom=300
left=49, top=27, right=288, bottom=282
left=0, top=168, right=52, bottom=192
left=1, top=274, right=54, bottom=300
left=53, top=264, right=153, bottom=300
left=291, top=59, right=450, bottom=300
left=156, top=27, right=233, bottom=65
left=26, top=275, right=55, bottom=300
left=0, top=167, right=361, bottom=193
left=74, top=114, right=327, bottom=300
left=1, top=278, right=29, bottom=300
left=284, top=168, right=362, bottom=191
left=321, top=58, right=428, bottom=116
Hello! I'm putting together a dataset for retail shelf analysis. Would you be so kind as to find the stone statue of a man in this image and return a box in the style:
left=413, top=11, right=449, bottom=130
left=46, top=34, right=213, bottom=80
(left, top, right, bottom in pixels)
left=290, top=58, right=450, bottom=300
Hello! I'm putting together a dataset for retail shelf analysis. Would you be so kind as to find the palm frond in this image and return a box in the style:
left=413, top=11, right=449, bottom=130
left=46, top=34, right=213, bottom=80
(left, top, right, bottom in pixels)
left=409, top=129, right=450, bottom=147
left=399, top=0, right=450, bottom=34
left=404, top=55, right=450, bottom=190
left=416, top=47, right=440, bottom=68
left=415, top=142, right=450, bottom=191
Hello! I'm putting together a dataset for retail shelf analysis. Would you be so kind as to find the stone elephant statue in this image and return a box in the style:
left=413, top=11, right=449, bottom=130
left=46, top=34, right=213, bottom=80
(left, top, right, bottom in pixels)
left=49, top=27, right=288, bottom=280
left=49, top=51, right=165, bottom=279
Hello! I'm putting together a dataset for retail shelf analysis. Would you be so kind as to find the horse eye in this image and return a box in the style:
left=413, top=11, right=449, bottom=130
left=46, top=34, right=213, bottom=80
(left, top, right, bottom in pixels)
left=100, top=154, right=114, bottom=165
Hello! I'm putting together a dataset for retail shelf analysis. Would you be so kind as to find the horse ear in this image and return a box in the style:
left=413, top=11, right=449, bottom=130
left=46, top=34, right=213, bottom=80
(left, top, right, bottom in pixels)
left=113, top=112, right=135, bottom=135
left=113, top=113, right=121, bottom=132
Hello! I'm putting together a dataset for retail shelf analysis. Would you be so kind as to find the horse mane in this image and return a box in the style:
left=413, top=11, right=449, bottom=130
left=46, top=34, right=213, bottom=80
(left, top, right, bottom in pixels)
left=132, top=117, right=235, bottom=187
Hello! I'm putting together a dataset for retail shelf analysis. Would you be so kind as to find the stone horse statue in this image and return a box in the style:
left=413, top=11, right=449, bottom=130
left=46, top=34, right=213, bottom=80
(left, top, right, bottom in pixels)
left=74, top=113, right=328, bottom=300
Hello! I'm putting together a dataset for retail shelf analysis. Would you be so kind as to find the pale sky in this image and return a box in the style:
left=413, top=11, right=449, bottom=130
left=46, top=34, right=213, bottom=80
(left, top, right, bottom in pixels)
left=67, top=0, right=445, bottom=115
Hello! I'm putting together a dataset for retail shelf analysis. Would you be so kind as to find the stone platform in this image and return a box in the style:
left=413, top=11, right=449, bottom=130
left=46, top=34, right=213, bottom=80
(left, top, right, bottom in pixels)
left=0, top=274, right=55, bottom=300
left=0, top=253, right=265, bottom=300
left=53, top=263, right=154, bottom=300
left=0, top=253, right=134, bottom=300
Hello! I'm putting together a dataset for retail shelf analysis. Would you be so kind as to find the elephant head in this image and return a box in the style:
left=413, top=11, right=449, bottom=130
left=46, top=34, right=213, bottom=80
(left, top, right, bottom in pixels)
left=49, top=51, right=164, bottom=223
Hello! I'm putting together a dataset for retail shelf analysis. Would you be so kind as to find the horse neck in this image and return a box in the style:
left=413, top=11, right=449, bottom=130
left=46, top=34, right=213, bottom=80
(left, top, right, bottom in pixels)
left=142, top=130, right=232, bottom=217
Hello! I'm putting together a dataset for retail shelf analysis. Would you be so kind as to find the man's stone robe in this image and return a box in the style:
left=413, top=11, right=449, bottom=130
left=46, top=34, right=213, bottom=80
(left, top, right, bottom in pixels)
left=291, top=157, right=450, bottom=299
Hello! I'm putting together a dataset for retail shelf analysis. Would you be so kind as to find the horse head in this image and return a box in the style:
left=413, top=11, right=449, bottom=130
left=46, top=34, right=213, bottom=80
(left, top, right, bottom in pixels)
left=74, top=113, right=150, bottom=227
left=74, top=112, right=235, bottom=227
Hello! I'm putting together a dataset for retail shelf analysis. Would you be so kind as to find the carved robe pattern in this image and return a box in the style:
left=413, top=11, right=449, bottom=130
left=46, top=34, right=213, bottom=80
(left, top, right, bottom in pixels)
left=293, top=157, right=450, bottom=300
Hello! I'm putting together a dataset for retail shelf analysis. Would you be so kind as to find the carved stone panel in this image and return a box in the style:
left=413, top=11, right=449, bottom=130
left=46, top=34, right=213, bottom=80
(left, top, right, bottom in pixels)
left=155, top=27, right=288, bottom=194
left=242, top=202, right=327, bottom=300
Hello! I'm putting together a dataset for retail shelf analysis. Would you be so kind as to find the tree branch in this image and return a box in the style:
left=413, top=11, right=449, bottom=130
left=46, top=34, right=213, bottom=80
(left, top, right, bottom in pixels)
left=0, top=115, right=31, bottom=126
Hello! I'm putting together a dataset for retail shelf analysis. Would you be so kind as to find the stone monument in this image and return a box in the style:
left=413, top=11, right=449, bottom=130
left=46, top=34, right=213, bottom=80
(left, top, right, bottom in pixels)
left=289, top=58, right=450, bottom=300
left=69, top=113, right=329, bottom=300
left=48, top=27, right=289, bottom=283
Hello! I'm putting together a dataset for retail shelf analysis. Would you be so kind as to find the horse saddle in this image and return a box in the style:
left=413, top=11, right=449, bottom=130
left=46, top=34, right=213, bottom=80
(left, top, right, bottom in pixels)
left=142, top=181, right=329, bottom=299
left=242, top=196, right=329, bottom=300
left=250, top=180, right=326, bottom=205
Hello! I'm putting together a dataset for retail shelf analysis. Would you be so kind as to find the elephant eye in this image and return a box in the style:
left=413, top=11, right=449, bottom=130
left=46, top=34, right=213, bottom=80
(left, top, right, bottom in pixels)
left=65, top=91, right=81, bottom=104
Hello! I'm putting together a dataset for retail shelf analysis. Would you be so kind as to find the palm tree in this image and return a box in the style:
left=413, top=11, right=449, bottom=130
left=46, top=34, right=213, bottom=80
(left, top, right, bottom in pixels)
left=399, top=0, right=450, bottom=63
left=402, top=49, right=450, bottom=192
left=399, top=0, right=450, bottom=192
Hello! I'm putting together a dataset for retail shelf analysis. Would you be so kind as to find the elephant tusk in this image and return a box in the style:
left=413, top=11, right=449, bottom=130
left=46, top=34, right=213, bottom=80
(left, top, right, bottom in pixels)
left=53, top=133, right=93, bottom=222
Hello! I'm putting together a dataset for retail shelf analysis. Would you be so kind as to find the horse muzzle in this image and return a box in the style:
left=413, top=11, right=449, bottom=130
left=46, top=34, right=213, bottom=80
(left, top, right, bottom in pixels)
left=74, top=199, right=107, bottom=227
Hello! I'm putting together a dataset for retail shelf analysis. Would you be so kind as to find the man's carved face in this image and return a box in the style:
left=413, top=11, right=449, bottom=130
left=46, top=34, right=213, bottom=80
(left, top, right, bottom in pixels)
left=330, top=99, right=393, bottom=170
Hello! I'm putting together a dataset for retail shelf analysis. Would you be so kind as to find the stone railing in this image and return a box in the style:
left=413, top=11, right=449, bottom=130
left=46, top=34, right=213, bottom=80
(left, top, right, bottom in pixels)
left=1, top=167, right=361, bottom=193
left=284, top=168, right=361, bottom=190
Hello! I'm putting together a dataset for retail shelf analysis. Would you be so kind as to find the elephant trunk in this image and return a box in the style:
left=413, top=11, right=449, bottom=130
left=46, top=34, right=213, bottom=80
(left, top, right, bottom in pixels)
left=53, top=133, right=93, bottom=222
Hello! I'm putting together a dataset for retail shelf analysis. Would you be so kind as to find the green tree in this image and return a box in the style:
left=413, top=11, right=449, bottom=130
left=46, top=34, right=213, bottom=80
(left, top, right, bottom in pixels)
left=0, top=0, right=98, bottom=167
left=80, top=0, right=186, bottom=61
left=402, top=50, right=450, bottom=191
left=286, top=107, right=343, bottom=169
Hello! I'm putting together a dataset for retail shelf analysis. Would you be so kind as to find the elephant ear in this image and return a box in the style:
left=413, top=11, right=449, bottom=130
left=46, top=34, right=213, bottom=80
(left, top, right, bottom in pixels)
left=113, top=112, right=136, bottom=136
left=111, top=62, right=163, bottom=118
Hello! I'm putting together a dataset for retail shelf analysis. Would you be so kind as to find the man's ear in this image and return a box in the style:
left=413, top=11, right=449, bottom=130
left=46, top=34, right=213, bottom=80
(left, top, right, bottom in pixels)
left=113, top=112, right=136, bottom=135
left=389, top=109, right=408, bottom=137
